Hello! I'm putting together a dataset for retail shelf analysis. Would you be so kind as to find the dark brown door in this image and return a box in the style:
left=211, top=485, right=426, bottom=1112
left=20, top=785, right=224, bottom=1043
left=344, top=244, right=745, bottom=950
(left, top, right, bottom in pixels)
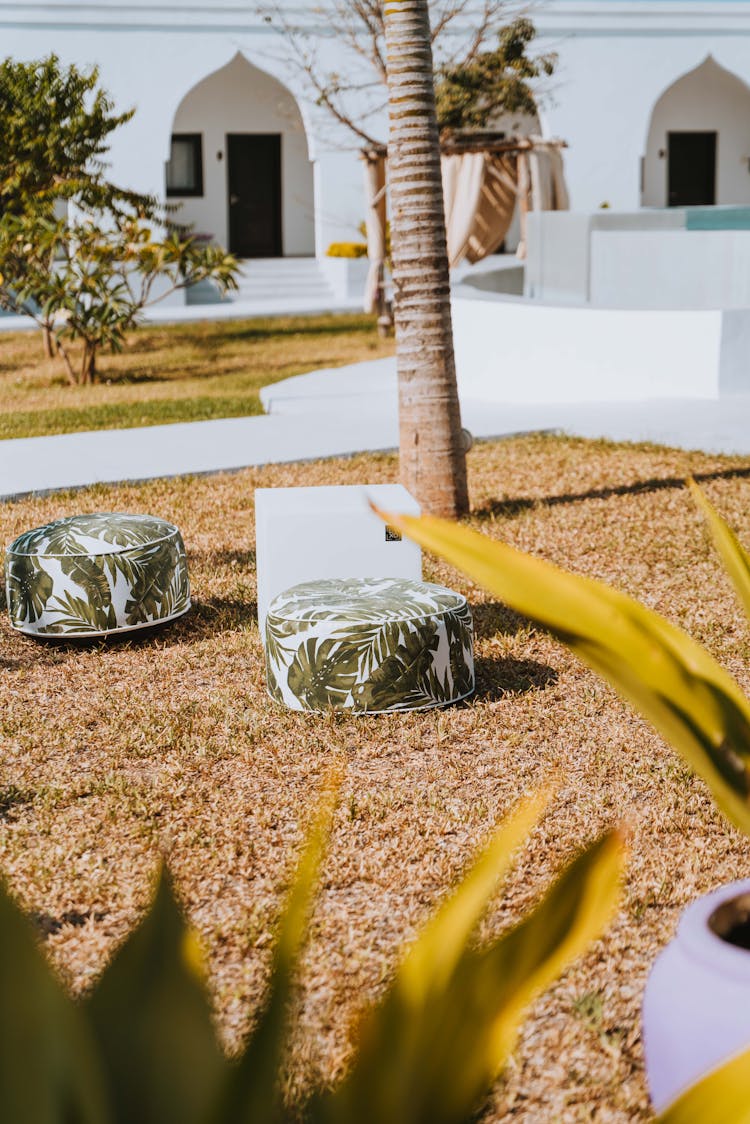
left=667, top=131, right=717, bottom=207
left=227, top=134, right=282, bottom=257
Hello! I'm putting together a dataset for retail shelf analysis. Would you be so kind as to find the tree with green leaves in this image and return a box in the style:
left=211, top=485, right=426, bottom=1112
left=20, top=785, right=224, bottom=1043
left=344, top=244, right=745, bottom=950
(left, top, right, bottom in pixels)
left=0, top=212, right=238, bottom=384
left=262, top=2, right=556, bottom=144
left=0, top=55, right=239, bottom=380
left=0, top=54, right=153, bottom=218
left=435, top=17, right=556, bottom=133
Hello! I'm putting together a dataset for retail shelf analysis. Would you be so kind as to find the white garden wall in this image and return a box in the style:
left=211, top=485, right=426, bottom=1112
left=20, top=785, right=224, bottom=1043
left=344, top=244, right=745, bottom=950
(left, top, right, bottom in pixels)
left=525, top=211, right=750, bottom=310
left=451, top=290, right=750, bottom=403
left=590, top=229, right=750, bottom=309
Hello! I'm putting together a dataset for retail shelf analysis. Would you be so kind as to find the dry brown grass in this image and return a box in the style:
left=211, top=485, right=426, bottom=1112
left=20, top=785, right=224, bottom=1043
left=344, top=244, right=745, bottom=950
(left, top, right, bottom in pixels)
left=3, top=433, right=750, bottom=1121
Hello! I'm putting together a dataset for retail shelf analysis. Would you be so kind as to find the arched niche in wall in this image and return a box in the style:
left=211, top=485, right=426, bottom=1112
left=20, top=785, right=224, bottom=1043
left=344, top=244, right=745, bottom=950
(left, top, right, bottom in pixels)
left=642, top=56, right=750, bottom=208
left=166, top=52, right=315, bottom=258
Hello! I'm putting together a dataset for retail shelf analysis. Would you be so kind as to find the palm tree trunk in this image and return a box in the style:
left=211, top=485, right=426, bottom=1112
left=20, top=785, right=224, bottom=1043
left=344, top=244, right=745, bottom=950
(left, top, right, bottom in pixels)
left=383, top=0, right=469, bottom=517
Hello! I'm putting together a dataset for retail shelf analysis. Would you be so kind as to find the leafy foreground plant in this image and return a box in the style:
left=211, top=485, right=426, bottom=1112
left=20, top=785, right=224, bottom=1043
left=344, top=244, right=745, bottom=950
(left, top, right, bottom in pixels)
left=375, top=479, right=750, bottom=1121
left=2, top=784, right=623, bottom=1123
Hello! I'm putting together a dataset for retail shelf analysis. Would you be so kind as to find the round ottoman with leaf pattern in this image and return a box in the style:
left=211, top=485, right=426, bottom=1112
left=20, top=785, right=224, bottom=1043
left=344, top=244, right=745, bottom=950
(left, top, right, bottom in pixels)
left=265, top=577, right=474, bottom=713
left=5, top=513, right=190, bottom=637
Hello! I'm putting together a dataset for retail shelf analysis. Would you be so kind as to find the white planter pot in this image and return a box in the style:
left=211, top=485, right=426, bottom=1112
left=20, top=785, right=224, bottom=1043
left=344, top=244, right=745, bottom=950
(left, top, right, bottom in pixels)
left=319, top=256, right=370, bottom=301
left=643, top=879, right=750, bottom=1112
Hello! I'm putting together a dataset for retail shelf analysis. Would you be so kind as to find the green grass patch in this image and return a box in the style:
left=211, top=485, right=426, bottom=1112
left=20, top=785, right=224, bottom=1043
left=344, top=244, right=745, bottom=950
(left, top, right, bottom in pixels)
left=0, top=313, right=393, bottom=439
left=0, top=396, right=266, bottom=440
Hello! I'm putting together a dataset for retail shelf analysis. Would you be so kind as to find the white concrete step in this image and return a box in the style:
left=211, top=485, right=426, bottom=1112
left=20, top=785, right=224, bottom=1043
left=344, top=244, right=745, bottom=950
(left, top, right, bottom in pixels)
left=237, top=257, right=326, bottom=276
left=186, top=256, right=338, bottom=307
left=261, top=359, right=397, bottom=416
left=234, top=278, right=335, bottom=294
left=232, top=257, right=336, bottom=304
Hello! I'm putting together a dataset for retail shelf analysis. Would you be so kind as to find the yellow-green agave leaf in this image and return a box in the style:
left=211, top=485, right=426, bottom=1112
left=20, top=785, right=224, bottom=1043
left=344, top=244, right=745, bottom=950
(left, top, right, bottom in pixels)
left=374, top=505, right=750, bottom=836
left=689, top=479, right=750, bottom=626
left=399, top=786, right=551, bottom=1002
left=311, top=792, right=625, bottom=1124
left=0, top=878, right=111, bottom=1124
left=657, top=1045, right=750, bottom=1123
left=86, top=869, right=227, bottom=1124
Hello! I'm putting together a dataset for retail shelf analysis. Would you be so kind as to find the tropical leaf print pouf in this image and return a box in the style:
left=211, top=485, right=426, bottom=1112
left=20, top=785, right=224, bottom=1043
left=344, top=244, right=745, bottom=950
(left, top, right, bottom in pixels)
left=265, top=577, right=474, bottom=713
left=5, top=513, right=190, bottom=637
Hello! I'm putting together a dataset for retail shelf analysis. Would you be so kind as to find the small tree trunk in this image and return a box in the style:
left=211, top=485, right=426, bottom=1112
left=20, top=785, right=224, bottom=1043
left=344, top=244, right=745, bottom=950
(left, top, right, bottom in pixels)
left=56, top=340, right=78, bottom=386
left=383, top=0, right=469, bottom=518
left=81, top=342, right=97, bottom=385
left=363, top=152, right=393, bottom=335
left=42, top=326, right=57, bottom=358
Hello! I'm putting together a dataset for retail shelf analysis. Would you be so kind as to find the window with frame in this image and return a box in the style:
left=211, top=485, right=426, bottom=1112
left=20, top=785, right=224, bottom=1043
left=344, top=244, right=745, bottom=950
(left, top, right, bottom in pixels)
left=166, top=134, right=204, bottom=197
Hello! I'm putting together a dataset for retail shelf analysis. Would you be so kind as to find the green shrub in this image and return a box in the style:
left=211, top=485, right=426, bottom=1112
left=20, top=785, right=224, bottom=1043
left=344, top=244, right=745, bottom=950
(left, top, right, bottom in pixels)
left=0, top=214, right=238, bottom=384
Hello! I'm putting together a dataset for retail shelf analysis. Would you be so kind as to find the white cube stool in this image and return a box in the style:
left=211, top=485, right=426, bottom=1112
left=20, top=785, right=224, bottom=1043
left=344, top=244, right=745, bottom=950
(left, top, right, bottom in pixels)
left=255, top=484, right=421, bottom=641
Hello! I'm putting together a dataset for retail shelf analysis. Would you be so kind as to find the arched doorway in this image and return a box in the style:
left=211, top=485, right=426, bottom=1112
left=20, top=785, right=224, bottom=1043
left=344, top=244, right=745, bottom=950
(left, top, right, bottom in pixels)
left=642, top=57, right=750, bottom=208
left=166, top=53, right=315, bottom=257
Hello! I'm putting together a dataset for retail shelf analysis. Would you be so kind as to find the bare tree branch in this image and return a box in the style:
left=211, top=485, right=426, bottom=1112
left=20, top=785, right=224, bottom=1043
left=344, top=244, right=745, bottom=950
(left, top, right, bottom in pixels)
left=430, top=0, right=471, bottom=44
left=256, top=0, right=545, bottom=146
left=256, top=2, right=384, bottom=145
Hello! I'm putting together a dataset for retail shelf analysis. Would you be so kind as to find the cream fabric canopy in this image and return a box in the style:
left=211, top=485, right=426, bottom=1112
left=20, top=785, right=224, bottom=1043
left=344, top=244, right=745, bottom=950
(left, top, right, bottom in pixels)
left=441, top=150, right=518, bottom=267
left=362, top=137, right=569, bottom=311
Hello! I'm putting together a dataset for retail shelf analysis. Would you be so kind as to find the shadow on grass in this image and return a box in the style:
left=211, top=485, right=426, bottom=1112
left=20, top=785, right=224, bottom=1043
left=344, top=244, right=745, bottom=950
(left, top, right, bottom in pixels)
left=192, top=547, right=256, bottom=570
left=0, top=785, right=36, bottom=820
left=179, top=596, right=257, bottom=639
left=472, top=600, right=533, bottom=640
left=0, top=636, right=75, bottom=670
left=89, top=364, right=245, bottom=386
left=32, top=908, right=108, bottom=938
left=473, top=464, right=750, bottom=522
left=126, top=314, right=378, bottom=354
left=473, top=654, right=558, bottom=702
left=3, top=597, right=257, bottom=661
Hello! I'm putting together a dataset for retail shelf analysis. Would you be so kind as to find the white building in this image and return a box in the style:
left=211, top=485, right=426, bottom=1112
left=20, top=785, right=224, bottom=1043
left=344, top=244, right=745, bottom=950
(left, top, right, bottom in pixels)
left=3, top=0, right=750, bottom=259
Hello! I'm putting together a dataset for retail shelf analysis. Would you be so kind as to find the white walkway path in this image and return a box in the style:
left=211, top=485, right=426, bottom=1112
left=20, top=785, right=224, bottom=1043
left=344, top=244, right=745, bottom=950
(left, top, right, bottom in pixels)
left=3, top=357, right=750, bottom=500
left=0, top=295, right=364, bottom=335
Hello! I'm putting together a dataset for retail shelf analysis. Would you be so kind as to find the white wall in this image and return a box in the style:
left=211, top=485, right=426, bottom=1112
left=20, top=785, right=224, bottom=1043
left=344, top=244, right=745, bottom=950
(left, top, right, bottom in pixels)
left=591, top=229, right=750, bottom=309
left=451, top=290, right=750, bottom=403
left=170, top=53, right=314, bottom=255
left=643, top=57, right=750, bottom=207
left=525, top=211, right=593, bottom=303
left=533, top=3, right=750, bottom=212
left=525, top=211, right=750, bottom=309
left=7, top=1, right=750, bottom=260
